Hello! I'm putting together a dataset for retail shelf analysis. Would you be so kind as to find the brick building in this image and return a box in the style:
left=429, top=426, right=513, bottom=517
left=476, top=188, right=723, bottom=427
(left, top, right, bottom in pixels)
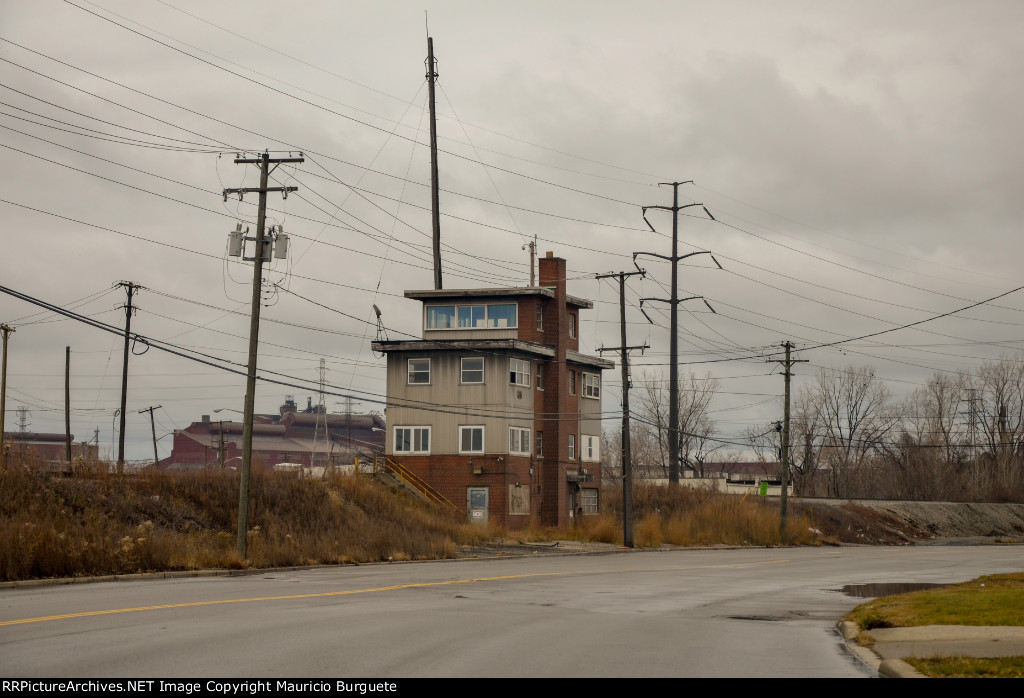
left=372, top=253, right=612, bottom=528
left=3, top=432, right=98, bottom=464
left=163, top=397, right=385, bottom=470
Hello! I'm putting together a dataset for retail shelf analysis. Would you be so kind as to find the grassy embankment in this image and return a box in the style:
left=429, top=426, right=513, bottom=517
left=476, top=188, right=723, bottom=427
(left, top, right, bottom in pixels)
left=846, top=573, right=1024, bottom=678
left=4, top=454, right=835, bottom=581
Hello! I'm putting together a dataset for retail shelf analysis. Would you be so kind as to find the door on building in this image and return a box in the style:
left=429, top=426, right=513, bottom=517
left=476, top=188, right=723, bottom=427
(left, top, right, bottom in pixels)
left=467, top=487, right=489, bottom=524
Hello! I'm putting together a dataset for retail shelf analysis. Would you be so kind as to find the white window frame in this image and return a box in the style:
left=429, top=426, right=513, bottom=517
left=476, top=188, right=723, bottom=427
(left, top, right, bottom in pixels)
left=407, top=358, right=430, bottom=385
left=425, top=305, right=456, bottom=329
left=485, top=304, right=517, bottom=329
left=509, top=426, right=531, bottom=455
left=582, top=372, right=600, bottom=399
left=536, top=430, right=543, bottom=458
left=536, top=305, right=544, bottom=332
left=568, top=434, right=576, bottom=460
left=510, top=358, right=531, bottom=387
left=581, top=435, right=600, bottom=462
left=459, top=425, right=485, bottom=454
left=579, top=488, right=598, bottom=515
left=569, top=313, right=577, bottom=339
left=569, top=370, right=576, bottom=395
left=457, top=305, right=486, bottom=328
left=460, top=356, right=484, bottom=384
left=394, top=426, right=430, bottom=454
left=426, top=303, right=518, bottom=330
left=536, top=362, right=544, bottom=391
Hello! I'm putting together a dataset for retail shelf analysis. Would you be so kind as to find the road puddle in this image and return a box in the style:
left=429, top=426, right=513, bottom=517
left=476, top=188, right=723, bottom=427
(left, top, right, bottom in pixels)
left=841, top=582, right=945, bottom=598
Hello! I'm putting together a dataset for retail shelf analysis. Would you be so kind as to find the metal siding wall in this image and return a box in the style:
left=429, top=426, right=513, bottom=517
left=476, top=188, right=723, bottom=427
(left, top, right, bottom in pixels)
left=387, top=351, right=535, bottom=456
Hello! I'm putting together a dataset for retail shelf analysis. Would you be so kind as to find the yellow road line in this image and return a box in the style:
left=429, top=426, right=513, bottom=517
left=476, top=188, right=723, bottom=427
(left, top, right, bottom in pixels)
left=1, top=559, right=788, bottom=627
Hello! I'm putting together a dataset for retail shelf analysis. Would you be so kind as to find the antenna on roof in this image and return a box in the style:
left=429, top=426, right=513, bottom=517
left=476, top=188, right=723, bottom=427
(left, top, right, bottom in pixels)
left=373, top=304, right=388, bottom=352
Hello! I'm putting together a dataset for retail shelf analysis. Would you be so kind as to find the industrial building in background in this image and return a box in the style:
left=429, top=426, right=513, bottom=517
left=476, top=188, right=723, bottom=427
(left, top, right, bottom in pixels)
left=2, top=432, right=98, bottom=465
left=162, top=396, right=384, bottom=472
left=373, top=253, right=612, bottom=528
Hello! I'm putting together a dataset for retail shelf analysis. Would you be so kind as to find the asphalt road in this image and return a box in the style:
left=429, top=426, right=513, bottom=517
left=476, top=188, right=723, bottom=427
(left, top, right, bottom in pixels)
left=2, top=546, right=1022, bottom=678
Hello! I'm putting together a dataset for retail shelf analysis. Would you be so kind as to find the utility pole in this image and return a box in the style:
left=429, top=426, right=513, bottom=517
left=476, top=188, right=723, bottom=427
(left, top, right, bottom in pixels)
left=596, top=269, right=648, bottom=548
left=138, top=405, right=162, bottom=467
left=345, top=394, right=354, bottom=457
left=523, top=235, right=537, bottom=286
left=65, top=346, right=71, bottom=463
left=768, top=341, right=807, bottom=543
left=635, top=183, right=718, bottom=485
left=426, top=37, right=443, bottom=290
left=116, top=281, right=141, bottom=470
left=1, top=324, right=13, bottom=451
left=224, top=151, right=302, bottom=560
left=218, top=421, right=225, bottom=470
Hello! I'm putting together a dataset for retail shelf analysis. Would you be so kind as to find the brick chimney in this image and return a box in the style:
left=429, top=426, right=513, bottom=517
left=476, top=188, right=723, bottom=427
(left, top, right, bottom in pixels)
left=538, top=252, right=572, bottom=524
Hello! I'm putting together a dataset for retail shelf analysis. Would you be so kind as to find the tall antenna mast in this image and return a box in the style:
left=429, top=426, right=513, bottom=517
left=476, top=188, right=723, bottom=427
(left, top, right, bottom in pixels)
left=426, top=36, right=443, bottom=289
left=313, top=358, right=328, bottom=473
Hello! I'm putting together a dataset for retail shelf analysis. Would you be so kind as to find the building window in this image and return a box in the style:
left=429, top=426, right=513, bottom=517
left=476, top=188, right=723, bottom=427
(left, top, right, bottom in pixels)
left=459, top=426, right=484, bottom=454
left=426, top=305, right=455, bottom=329
left=582, top=435, right=600, bottom=462
left=509, top=427, right=530, bottom=455
left=510, top=358, right=531, bottom=387
left=408, top=358, right=430, bottom=384
left=486, top=304, right=517, bottom=328
left=568, top=370, right=576, bottom=395
left=536, top=363, right=544, bottom=390
left=427, top=303, right=517, bottom=330
left=536, top=305, right=543, bottom=332
left=569, top=313, right=576, bottom=339
left=458, top=305, right=486, bottom=328
left=568, top=434, right=576, bottom=460
left=580, top=488, right=598, bottom=515
left=461, top=357, right=484, bottom=384
left=582, top=373, right=600, bottom=399
left=536, top=431, right=543, bottom=457
left=394, top=426, right=430, bottom=454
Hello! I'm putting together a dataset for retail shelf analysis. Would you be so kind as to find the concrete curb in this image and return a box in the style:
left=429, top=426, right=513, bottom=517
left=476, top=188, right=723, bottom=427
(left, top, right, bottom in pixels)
left=879, top=658, right=926, bottom=679
left=838, top=620, right=927, bottom=678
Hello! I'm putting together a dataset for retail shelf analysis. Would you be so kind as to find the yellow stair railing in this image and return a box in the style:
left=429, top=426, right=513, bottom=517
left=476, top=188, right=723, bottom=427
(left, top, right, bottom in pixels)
left=373, top=456, right=462, bottom=514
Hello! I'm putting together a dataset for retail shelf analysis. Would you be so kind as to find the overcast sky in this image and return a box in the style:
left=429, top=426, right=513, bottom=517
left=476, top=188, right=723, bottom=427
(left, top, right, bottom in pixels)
left=2, top=0, right=1022, bottom=461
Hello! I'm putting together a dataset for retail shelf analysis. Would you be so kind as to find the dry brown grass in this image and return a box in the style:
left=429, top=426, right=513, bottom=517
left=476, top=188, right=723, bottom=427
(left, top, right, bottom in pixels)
left=7, top=457, right=904, bottom=582
left=505, top=484, right=824, bottom=548
left=0, top=456, right=467, bottom=580
left=600, top=483, right=819, bottom=547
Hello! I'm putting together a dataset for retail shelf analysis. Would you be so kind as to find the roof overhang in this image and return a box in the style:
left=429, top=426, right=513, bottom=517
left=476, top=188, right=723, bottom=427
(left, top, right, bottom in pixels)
left=403, top=287, right=594, bottom=310
left=405, top=287, right=553, bottom=301
left=371, top=339, right=557, bottom=358
left=567, top=349, right=614, bottom=370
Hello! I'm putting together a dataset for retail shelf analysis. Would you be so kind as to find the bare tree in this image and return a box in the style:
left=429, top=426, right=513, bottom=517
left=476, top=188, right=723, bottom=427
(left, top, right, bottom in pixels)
left=745, top=422, right=780, bottom=464
left=634, top=371, right=720, bottom=479
left=972, top=356, right=1024, bottom=498
left=800, top=365, right=900, bottom=497
left=600, top=427, right=621, bottom=485
left=601, top=419, right=665, bottom=483
left=885, top=372, right=970, bottom=500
